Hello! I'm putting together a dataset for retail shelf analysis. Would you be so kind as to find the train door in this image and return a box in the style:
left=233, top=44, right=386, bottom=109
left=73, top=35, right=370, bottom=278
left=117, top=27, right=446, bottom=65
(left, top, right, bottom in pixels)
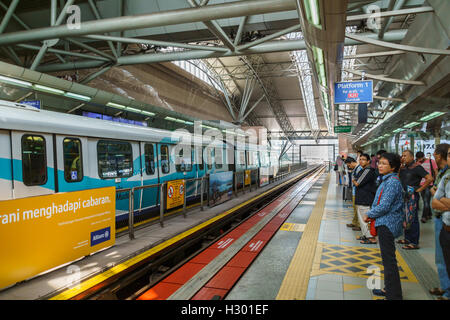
left=11, top=131, right=55, bottom=199
left=55, top=135, right=88, bottom=193
left=0, top=130, right=13, bottom=200
left=139, top=142, right=159, bottom=211
left=195, top=146, right=205, bottom=196
left=205, top=146, right=214, bottom=175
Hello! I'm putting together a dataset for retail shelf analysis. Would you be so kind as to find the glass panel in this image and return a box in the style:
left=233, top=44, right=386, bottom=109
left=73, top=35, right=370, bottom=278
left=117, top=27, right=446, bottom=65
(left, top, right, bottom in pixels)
left=161, top=145, right=170, bottom=174
left=176, top=146, right=192, bottom=172
left=22, top=135, right=47, bottom=186
left=97, top=140, right=133, bottom=179
left=63, top=138, right=83, bottom=182
left=145, top=144, right=155, bottom=175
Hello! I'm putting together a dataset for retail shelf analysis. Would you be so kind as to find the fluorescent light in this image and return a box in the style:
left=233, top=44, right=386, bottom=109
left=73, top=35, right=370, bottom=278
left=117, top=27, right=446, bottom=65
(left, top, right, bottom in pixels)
left=392, top=128, right=403, bottom=133
left=0, top=75, right=32, bottom=88
left=403, top=121, right=420, bottom=128
left=107, top=102, right=126, bottom=109
left=165, top=116, right=177, bottom=122
left=34, top=84, right=64, bottom=95
left=126, top=107, right=141, bottom=113
left=185, top=121, right=194, bottom=125
left=65, top=92, right=91, bottom=101
left=141, top=110, right=155, bottom=116
left=420, top=111, right=445, bottom=122
left=175, top=118, right=186, bottom=124
left=304, top=0, right=321, bottom=28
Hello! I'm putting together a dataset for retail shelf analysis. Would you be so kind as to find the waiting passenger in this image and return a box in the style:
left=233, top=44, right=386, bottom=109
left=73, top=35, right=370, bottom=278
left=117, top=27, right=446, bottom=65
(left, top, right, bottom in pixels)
left=428, top=143, right=450, bottom=300
left=397, top=150, right=434, bottom=250
left=363, top=153, right=404, bottom=300
left=415, top=151, right=438, bottom=223
left=344, top=157, right=360, bottom=231
left=432, top=146, right=450, bottom=300
left=352, top=153, right=377, bottom=244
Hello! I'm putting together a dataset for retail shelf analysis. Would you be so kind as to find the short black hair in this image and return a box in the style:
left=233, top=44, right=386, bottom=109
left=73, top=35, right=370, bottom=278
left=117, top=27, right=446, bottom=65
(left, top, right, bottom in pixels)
left=370, top=154, right=375, bottom=157
left=376, top=150, right=387, bottom=156
left=357, top=150, right=363, bottom=154
left=345, top=157, right=357, bottom=164
left=416, top=151, right=425, bottom=159
left=380, top=152, right=401, bottom=172
left=360, top=153, right=371, bottom=161
left=403, top=149, right=414, bottom=157
left=435, top=143, right=450, bottom=159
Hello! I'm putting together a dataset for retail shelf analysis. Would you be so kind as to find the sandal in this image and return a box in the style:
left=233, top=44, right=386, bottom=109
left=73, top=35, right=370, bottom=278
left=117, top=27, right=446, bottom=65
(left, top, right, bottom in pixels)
left=402, top=244, right=420, bottom=250
left=420, top=218, right=427, bottom=223
left=356, top=235, right=367, bottom=241
left=372, top=289, right=386, bottom=296
left=346, top=224, right=356, bottom=228
left=429, top=288, right=445, bottom=296
left=361, top=239, right=377, bottom=244
left=397, top=239, right=409, bottom=244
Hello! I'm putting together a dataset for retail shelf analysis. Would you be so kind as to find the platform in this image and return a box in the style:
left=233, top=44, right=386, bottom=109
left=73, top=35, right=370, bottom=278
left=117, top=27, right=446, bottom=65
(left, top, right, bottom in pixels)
left=0, top=168, right=312, bottom=300
left=227, top=171, right=440, bottom=300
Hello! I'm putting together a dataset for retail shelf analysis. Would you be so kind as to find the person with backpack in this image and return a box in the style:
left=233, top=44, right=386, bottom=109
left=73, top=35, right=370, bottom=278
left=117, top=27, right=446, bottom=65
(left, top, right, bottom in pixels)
left=415, top=151, right=438, bottom=223
left=363, top=153, right=404, bottom=300
left=432, top=145, right=450, bottom=300
left=344, top=157, right=361, bottom=231
left=352, top=153, right=377, bottom=244
left=397, top=150, right=434, bottom=250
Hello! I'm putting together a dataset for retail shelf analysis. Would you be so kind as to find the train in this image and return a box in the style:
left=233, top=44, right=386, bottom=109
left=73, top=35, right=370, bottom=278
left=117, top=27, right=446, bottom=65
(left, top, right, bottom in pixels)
left=0, top=100, right=286, bottom=228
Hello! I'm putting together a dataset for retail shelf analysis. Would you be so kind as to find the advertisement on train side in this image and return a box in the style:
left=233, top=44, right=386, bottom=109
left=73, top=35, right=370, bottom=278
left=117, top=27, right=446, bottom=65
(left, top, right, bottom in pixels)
left=208, top=171, right=233, bottom=207
left=0, top=187, right=116, bottom=290
left=166, top=179, right=185, bottom=210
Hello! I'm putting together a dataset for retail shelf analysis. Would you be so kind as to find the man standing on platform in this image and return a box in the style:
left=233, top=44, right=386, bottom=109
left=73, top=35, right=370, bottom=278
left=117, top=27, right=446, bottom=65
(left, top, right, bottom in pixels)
left=352, top=153, right=377, bottom=244
left=398, top=150, right=434, bottom=250
left=344, top=157, right=362, bottom=231
left=430, top=143, right=450, bottom=300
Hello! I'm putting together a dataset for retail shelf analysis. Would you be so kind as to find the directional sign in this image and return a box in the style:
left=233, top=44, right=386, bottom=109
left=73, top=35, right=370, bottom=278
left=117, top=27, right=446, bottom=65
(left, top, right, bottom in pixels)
left=20, top=100, right=41, bottom=109
left=334, top=80, right=373, bottom=104
left=334, top=126, right=352, bottom=133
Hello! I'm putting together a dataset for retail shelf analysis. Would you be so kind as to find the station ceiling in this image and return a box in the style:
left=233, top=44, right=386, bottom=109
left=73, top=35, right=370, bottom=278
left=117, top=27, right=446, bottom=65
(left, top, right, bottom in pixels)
left=0, top=0, right=448, bottom=147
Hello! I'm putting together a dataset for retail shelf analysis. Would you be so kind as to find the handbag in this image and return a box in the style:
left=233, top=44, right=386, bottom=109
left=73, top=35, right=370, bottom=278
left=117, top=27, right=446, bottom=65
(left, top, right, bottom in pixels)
left=368, top=180, right=387, bottom=237
left=368, top=218, right=377, bottom=237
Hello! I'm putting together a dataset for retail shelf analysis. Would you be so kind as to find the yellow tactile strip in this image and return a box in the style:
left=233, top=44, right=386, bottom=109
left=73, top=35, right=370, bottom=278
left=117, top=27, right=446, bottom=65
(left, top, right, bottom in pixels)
left=50, top=170, right=313, bottom=300
left=311, top=242, right=418, bottom=283
left=276, top=173, right=330, bottom=300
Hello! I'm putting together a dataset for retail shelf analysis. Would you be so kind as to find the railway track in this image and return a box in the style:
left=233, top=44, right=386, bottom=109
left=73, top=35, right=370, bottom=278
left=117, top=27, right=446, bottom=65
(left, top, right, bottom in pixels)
left=75, top=165, right=325, bottom=300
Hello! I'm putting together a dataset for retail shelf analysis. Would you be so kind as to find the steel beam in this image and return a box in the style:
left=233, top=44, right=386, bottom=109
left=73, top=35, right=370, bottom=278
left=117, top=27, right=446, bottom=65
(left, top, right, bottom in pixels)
left=0, top=0, right=297, bottom=46
left=37, top=30, right=407, bottom=72
left=17, top=43, right=111, bottom=62
left=346, top=31, right=450, bottom=55
left=234, top=16, right=248, bottom=46
left=84, top=34, right=229, bottom=52
left=87, top=0, right=118, bottom=59
left=344, top=50, right=405, bottom=59
left=346, top=5, right=433, bottom=22
left=236, top=23, right=301, bottom=51
left=0, top=0, right=20, bottom=34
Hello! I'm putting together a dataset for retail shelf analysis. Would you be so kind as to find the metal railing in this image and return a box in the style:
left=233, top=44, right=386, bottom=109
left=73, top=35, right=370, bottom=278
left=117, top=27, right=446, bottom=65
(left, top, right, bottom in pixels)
left=115, top=163, right=311, bottom=240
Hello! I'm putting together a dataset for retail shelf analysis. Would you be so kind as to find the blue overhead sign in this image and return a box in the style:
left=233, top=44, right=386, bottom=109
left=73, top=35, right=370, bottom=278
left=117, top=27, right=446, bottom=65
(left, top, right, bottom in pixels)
left=334, top=80, right=373, bottom=104
left=21, top=100, right=41, bottom=109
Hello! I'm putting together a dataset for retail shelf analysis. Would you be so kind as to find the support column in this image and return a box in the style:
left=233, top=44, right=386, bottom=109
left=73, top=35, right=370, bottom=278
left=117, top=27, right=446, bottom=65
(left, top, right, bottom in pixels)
left=395, top=134, right=400, bottom=155
left=434, top=128, right=441, bottom=145
left=410, top=135, right=415, bottom=154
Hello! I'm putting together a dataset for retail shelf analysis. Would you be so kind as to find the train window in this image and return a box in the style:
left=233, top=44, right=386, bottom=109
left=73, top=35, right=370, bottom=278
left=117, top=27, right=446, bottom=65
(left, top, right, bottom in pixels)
left=63, top=138, right=83, bottom=182
left=161, top=145, right=170, bottom=174
left=144, top=144, right=155, bottom=175
left=97, top=140, right=133, bottom=179
left=175, top=146, right=193, bottom=172
left=215, top=147, right=223, bottom=169
left=22, top=135, right=47, bottom=186
left=197, top=148, right=204, bottom=171
left=206, top=147, right=213, bottom=170
left=238, top=151, right=245, bottom=167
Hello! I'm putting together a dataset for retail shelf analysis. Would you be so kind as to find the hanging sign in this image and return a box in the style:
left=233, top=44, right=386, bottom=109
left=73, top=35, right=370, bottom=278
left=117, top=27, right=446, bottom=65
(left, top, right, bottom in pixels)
left=334, top=80, right=373, bottom=104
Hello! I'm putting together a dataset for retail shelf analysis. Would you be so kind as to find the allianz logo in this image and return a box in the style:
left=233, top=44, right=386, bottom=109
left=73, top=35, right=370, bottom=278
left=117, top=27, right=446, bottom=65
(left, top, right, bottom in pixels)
left=92, top=230, right=109, bottom=241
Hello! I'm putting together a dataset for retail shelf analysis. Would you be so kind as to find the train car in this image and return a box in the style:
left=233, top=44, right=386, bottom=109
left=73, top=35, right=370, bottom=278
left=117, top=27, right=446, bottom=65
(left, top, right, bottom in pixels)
left=0, top=100, right=285, bottom=228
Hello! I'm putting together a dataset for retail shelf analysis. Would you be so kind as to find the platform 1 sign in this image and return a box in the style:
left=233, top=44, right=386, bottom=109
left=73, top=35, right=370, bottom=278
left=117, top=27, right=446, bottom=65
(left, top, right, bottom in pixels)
left=0, top=187, right=116, bottom=290
left=334, top=80, right=373, bottom=104
left=166, top=179, right=185, bottom=210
